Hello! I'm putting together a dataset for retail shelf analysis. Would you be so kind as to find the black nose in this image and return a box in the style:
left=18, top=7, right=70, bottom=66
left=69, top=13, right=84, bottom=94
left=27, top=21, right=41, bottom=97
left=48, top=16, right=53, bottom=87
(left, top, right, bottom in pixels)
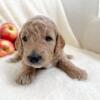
left=27, top=52, right=42, bottom=64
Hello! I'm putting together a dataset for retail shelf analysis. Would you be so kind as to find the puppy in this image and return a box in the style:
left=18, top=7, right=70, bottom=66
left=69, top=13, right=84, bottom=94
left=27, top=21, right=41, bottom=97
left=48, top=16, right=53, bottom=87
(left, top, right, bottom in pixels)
left=13, top=16, right=87, bottom=85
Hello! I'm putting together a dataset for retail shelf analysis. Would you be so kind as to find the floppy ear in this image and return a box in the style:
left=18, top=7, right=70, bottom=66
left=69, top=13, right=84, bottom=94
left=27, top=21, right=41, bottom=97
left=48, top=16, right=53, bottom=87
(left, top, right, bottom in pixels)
left=54, top=34, right=65, bottom=58
left=15, top=33, right=23, bottom=56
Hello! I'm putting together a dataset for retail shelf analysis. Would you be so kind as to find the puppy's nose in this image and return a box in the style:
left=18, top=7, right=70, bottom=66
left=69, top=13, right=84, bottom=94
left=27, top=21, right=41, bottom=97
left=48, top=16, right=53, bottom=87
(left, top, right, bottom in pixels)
left=27, top=52, right=42, bottom=64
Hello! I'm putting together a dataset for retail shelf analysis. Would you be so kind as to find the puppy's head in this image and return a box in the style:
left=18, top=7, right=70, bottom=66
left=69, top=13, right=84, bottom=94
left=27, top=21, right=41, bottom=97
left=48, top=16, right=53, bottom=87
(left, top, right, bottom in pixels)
left=15, top=16, right=65, bottom=68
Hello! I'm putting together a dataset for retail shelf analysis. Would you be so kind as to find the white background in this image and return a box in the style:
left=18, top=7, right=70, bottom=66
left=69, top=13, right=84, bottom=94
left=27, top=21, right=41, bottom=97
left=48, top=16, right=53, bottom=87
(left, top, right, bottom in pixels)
left=62, top=0, right=100, bottom=54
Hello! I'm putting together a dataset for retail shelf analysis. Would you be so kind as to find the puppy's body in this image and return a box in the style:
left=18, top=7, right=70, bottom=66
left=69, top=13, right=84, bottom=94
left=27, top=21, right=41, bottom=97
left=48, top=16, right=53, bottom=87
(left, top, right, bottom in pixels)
left=14, top=16, right=87, bottom=85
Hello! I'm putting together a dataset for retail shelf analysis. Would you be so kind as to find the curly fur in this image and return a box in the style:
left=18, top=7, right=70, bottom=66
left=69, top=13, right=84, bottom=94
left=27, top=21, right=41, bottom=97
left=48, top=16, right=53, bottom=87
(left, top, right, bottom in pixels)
left=12, top=16, right=87, bottom=85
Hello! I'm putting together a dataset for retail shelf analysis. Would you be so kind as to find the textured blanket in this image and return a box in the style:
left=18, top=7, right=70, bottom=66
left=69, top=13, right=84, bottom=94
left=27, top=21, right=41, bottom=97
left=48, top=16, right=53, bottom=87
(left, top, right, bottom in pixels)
left=0, top=45, right=100, bottom=100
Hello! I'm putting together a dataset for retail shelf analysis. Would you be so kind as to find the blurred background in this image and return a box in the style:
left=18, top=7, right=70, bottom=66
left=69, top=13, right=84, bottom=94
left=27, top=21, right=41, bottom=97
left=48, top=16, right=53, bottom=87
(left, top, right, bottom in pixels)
left=62, top=0, right=100, bottom=53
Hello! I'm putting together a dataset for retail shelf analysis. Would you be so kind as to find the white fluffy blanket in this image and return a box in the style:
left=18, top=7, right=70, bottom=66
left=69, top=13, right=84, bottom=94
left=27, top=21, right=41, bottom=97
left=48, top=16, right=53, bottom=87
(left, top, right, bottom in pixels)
left=0, top=45, right=100, bottom=100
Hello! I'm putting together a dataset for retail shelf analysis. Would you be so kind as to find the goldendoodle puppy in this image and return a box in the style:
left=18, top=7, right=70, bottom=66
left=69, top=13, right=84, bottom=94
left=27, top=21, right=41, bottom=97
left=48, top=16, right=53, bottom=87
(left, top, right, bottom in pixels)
left=13, top=16, right=87, bottom=85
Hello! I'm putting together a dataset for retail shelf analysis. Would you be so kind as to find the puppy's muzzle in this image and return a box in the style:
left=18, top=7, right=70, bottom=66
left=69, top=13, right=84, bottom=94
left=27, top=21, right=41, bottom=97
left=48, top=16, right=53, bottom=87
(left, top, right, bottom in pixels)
left=27, top=51, right=42, bottom=64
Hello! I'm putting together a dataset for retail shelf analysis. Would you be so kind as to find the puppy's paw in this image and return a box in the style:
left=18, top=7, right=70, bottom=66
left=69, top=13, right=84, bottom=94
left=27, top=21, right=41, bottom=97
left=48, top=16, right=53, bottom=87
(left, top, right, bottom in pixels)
left=16, top=72, right=34, bottom=85
left=66, top=54, right=73, bottom=59
left=69, top=69, right=88, bottom=80
left=8, top=53, right=21, bottom=63
left=9, top=57, right=20, bottom=63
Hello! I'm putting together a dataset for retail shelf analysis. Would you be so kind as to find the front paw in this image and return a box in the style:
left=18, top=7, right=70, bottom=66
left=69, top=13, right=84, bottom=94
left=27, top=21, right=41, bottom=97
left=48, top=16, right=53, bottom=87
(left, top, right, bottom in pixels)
left=9, top=57, right=20, bottom=63
left=69, top=69, right=88, bottom=80
left=16, top=72, right=34, bottom=85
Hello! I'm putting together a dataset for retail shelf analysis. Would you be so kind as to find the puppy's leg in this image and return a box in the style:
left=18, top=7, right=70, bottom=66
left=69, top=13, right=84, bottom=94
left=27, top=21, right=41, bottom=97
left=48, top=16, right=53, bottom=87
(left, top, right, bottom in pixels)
left=10, top=52, right=22, bottom=63
left=16, top=64, right=36, bottom=85
left=55, top=56, right=87, bottom=80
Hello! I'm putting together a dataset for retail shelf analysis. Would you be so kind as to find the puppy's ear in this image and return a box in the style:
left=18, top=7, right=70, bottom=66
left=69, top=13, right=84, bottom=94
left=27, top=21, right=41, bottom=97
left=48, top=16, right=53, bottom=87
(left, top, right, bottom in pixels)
left=15, top=33, right=23, bottom=56
left=54, top=34, right=65, bottom=57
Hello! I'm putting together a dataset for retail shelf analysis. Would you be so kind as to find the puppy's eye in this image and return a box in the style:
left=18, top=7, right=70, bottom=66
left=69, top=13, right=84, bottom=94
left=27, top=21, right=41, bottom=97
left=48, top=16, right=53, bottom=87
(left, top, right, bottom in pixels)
left=45, top=36, right=53, bottom=42
left=22, top=36, right=27, bottom=42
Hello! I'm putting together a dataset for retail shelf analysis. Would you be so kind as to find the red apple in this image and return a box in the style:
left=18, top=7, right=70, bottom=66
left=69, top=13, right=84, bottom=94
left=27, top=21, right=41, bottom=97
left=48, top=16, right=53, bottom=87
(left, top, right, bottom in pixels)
left=0, top=39, right=15, bottom=57
left=0, top=24, right=1, bottom=37
left=0, top=23, right=18, bottom=42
